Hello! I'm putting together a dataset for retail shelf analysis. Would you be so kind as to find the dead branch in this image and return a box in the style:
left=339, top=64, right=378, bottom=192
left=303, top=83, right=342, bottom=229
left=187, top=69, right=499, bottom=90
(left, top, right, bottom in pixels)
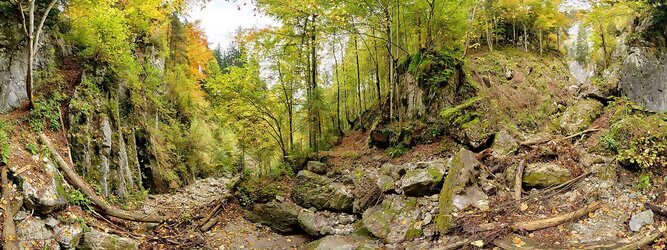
left=2, top=165, right=21, bottom=250
left=514, top=160, right=525, bottom=201
left=520, top=128, right=599, bottom=147
left=646, top=203, right=667, bottom=217
left=494, top=231, right=662, bottom=250
left=512, top=201, right=601, bottom=231
left=40, top=133, right=166, bottom=223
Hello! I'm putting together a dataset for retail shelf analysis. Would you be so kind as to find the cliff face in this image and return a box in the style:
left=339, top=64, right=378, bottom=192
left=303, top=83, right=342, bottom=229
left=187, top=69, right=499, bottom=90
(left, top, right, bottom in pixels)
left=620, top=48, right=667, bottom=113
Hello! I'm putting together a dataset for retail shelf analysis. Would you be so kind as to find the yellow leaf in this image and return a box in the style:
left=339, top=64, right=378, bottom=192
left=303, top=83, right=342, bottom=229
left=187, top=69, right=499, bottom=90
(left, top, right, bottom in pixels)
left=471, top=240, right=484, bottom=247
left=520, top=203, right=528, bottom=211
left=513, top=236, right=525, bottom=247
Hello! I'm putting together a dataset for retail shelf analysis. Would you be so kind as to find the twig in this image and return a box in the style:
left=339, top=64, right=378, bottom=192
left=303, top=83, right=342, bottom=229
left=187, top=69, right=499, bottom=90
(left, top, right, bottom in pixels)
left=514, top=160, right=525, bottom=201
left=512, top=201, right=601, bottom=231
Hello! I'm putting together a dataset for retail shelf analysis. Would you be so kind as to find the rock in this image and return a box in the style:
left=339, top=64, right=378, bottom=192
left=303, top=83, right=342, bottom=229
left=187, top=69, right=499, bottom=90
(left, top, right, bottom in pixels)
left=78, top=229, right=138, bottom=250
left=17, top=217, right=60, bottom=250
left=292, top=170, right=354, bottom=212
left=491, top=130, right=518, bottom=158
left=17, top=161, right=68, bottom=214
left=399, top=161, right=447, bottom=196
left=352, top=171, right=383, bottom=214
left=522, top=163, right=571, bottom=188
left=53, top=224, right=84, bottom=249
left=449, top=149, right=490, bottom=211
left=244, top=200, right=303, bottom=233
left=620, top=47, right=667, bottom=112
left=307, top=161, right=328, bottom=174
left=629, top=210, right=654, bottom=232
left=559, top=99, right=604, bottom=134
left=377, top=175, right=397, bottom=193
left=298, top=209, right=357, bottom=236
left=304, top=235, right=380, bottom=250
left=362, top=195, right=423, bottom=244
left=505, top=69, right=514, bottom=80
left=369, top=127, right=391, bottom=149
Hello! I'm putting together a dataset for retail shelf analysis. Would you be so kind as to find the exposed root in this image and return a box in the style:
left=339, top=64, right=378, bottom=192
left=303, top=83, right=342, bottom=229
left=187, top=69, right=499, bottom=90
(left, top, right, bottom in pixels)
left=40, top=133, right=167, bottom=223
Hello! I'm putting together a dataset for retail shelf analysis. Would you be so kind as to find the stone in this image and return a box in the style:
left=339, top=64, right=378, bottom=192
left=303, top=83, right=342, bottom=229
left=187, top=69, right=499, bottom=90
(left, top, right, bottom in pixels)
left=352, top=171, right=383, bottom=214
left=297, top=209, right=357, bottom=237
left=304, top=235, right=380, bottom=250
left=559, top=99, right=604, bottom=134
left=399, top=160, right=447, bottom=196
left=491, top=130, right=518, bottom=158
left=17, top=161, right=68, bottom=214
left=377, top=175, right=397, bottom=193
left=244, top=200, right=303, bottom=233
left=78, top=229, right=138, bottom=250
left=307, top=161, right=328, bottom=174
left=523, top=163, right=571, bottom=188
left=629, top=210, right=654, bottom=232
left=17, top=217, right=60, bottom=250
left=620, top=48, right=667, bottom=112
left=505, top=69, right=514, bottom=80
left=362, top=195, right=423, bottom=244
left=292, top=170, right=354, bottom=212
left=53, top=224, right=84, bottom=249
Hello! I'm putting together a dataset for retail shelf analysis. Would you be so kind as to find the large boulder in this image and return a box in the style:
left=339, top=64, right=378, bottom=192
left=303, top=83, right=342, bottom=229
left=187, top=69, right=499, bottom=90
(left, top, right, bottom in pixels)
left=292, top=170, right=354, bottom=212
left=362, top=195, right=423, bottom=244
left=352, top=171, right=383, bottom=214
left=306, top=161, right=328, bottom=174
left=559, top=99, right=604, bottom=134
left=53, top=224, right=84, bottom=249
left=523, top=163, right=571, bottom=188
left=244, top=200, right=303, bottom=233
left=399, top=161, right=447, bottom=196
left=298, top=210, right=357, bottom=237
left=491, top=130, right=518, bottom=158
left=620, top=48, right=667, bottom=112
left=17, top=217, right=60, bottom=250
left=16, top=160, right=68, bottom=214
left=78, top=229, right=138, bottom=250
left=304, top=235, right=380, bottom=250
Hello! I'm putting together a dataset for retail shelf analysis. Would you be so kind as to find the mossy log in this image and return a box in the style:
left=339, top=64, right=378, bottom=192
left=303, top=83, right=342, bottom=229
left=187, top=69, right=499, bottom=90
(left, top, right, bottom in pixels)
left=40, top=134, right=166, bottom=223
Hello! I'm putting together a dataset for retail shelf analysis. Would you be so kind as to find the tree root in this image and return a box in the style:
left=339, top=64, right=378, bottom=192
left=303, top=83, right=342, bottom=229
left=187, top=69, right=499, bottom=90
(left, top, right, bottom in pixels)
left=512, top=201, right=601, bottom=231
left=2, top=165, right=22, bottom=250
left=40, top=133, right=166, bottom=223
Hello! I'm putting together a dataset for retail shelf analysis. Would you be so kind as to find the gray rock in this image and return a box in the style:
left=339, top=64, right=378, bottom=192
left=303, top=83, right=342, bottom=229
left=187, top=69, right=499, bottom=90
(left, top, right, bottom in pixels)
left=399, top=161, right=447, bottom=196
left=491, top=130, right=518, bottom=158
left=17, top=217, right=60, bottom=250
left=523, top=163, right=571, bottom=188
left=18, top=161, right=68, bottom=214
left=307, top=161, right=328, bottom=174
left=362, top=195, right=422, bottom=244
left=297, top=209, right=356, bottom=236
left=559, top=99, right=604, bottom=134
left=377, top=175, right=397, bottom=193
left=505, top=69, right=514, bottom=80
left=53, top=224, right=84, bottom=249
left=446, top=149, right=491, bottom=211
left=78, top=229, right=138, bottom=250
left=292, top=170, right=354, bottom=212
left=244, top=200, right=303, bottom=233
left=620, top=48, right=667, bottom=112
left=629, top=210, right=654, bottom=232
left=304, top=235, right=380, bottom=250
left=352, top=171, right=383, bottom=214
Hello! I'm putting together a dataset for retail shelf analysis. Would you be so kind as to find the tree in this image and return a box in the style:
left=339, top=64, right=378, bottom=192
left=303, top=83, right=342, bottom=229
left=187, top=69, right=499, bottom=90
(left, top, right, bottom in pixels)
left=14, top=0, right=60, bottom=108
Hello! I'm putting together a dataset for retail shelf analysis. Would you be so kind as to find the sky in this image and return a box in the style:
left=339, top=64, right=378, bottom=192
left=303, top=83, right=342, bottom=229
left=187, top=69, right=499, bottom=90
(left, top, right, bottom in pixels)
left=187, top=0, right=278, bottom=50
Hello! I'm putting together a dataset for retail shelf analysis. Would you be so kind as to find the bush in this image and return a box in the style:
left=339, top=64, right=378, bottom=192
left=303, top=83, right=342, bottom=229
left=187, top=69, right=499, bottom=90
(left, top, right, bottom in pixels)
left=29, top=98, right=62, bottom=132
left=387, top=144, right=410, bottom=158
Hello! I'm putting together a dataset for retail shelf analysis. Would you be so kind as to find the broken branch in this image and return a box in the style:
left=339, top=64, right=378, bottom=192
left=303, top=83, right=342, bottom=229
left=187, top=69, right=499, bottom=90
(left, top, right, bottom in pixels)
left=40, top=133, right=166, bottom=223
left=512, top=201, right=601, bottom=231
left=514, top=160, right=525, bottom=201
left=645, top=203, right=667, bottom=217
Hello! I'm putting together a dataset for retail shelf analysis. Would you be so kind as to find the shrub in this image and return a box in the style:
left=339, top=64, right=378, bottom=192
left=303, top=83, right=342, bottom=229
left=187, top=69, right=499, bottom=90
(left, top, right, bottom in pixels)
left=387, top=144, right=410, bottom=158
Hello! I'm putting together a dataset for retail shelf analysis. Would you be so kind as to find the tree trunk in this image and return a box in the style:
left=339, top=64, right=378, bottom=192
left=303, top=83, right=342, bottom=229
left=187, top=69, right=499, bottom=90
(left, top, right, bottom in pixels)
left=523, top=22, right=528, bottom=52
left=354, top=36, right=362, bottom=119
left=332, top=39, right=343, bottom=136
left=539, top=29, right=543, bottom=55
left=598, top=20, right=608, bottom=68
left=463, top=0, right=479, bottom=59
left=310, top=15, right=319, bottom=153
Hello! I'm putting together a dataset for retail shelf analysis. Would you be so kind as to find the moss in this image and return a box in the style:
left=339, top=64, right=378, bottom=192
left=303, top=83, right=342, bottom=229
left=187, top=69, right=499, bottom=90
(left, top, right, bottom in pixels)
left=440, top=97, right=482, bottom=126
left=405, top=227, right=423, bottom=241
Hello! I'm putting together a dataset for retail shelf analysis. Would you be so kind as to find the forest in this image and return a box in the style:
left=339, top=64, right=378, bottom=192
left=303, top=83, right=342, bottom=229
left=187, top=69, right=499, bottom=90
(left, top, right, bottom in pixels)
left=0, top=0, right=666, bottom=249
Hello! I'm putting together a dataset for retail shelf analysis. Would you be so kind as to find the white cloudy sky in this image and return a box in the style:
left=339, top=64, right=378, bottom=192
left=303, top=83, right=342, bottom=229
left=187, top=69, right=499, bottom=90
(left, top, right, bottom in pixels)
left=187, top=0, right=277, bottom=49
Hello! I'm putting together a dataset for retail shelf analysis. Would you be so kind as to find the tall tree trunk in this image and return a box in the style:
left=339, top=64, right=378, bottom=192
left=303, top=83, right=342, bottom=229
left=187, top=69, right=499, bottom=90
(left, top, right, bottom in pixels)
left=311, top=15, right=319, bottom=153
left=539, top=29, right=543, bottom=55
left=354, top=36, right=362, bottom=119
left=333, top=39, right=343, bottom=136
left=598, top=20, right=608, bottom=68
left=463, top=0, right=479, bottom=59
left=485, top=15, right=493, bottom=52
left=523, top=22, right=528, bottom=52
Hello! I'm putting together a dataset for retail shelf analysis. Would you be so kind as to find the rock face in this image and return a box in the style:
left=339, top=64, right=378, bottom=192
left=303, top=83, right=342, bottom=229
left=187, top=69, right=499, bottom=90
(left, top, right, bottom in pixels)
left=292, top=170, right=354, bottom=212
left=78, top=229, right=138, bottom=250
left=447, top=149, right=490, bottom=211
left=17, top=160, right=68, bottom=214
left=629, top=210, right=654, bottom=232
left=298, top=210, right=357, bottom=237
left=362, top=195, right=423, bottom=244
left=399, top=161, right=447, bottom=196
left=17, top=217, right=60, bottom=250
left=620, top=48, right=667, bottom=112
left=523, top=163, right=571, bottom=188
left=560, top=99, right=604, bottom=134
left=244, top=200, right=302, bottom=233
left=352, top=171, right=383, bottom=214
left=304, top=235, right=380, bottom=250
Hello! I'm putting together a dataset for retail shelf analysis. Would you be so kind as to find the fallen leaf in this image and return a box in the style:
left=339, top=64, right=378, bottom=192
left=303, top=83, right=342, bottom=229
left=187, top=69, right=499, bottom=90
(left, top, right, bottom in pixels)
left=520, top=203, right=528, bottom=211
left=513, top=236, right=525, bottom=247
left=471, top=240, right=484, bottom=247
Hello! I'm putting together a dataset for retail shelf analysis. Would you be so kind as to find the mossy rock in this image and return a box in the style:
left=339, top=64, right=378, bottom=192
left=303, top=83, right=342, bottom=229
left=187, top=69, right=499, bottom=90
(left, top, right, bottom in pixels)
left=235, top=177, right=289, bottom=207
left=244, top=200, right=302, bottom=233
left=361, top=195, right=422, bottom=244
left=560, top=99, right=604, bottom=134
left=523, top=163, right=571, bottom=188
left=399, top=161, right=447, bottom=196
left=77, top=229, right=138, bottom=250
left=292, top=170, right=354, bottom=212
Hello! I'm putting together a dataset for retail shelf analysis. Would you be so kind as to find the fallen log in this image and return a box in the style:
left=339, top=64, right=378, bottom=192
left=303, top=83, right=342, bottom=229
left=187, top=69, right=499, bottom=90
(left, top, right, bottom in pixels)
left=2, top=165, right=22, bottom=250
left=512, top=201, right=601, bottom=231
left=494, top=231, right=663, bottom=250
left=40, top=134, right=166, bottom=223
left=520, top=128, right=599, bottom=147
left=645, top=202, right=667, bottom=217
